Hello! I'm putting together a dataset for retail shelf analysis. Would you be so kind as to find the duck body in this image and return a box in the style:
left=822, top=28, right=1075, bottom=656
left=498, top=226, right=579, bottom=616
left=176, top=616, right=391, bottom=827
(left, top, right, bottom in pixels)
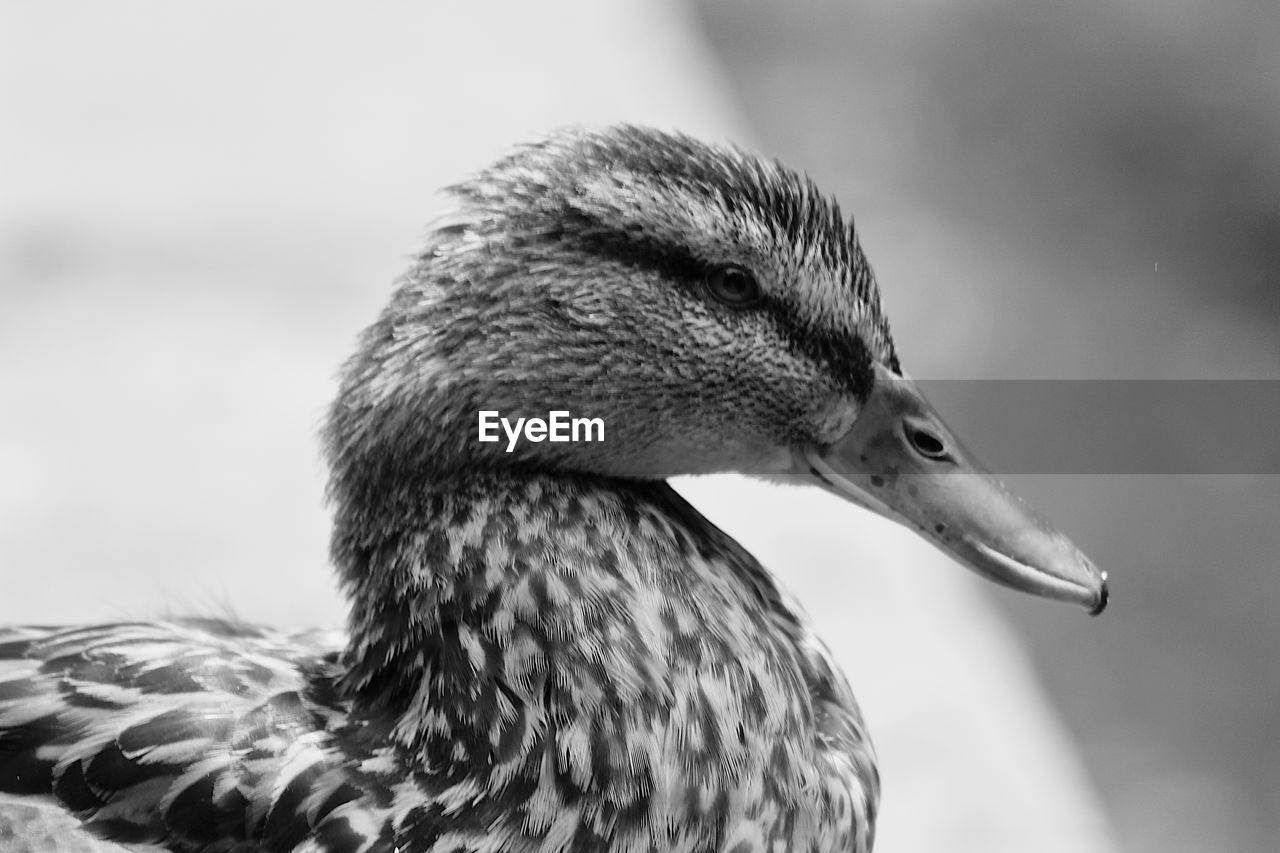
left=1, top=474, right=874, bottom=852
left=0, top=126, right=1104, bottom=851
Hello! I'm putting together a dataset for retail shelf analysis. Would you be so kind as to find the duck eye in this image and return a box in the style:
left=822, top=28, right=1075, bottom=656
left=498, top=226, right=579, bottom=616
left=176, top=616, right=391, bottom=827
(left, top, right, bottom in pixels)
left=705, top=265, right=761, bottom=307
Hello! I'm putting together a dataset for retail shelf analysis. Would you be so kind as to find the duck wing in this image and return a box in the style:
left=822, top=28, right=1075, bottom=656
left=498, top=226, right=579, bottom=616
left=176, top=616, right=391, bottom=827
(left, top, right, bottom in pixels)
left=0, top=620, right=402, bottom=852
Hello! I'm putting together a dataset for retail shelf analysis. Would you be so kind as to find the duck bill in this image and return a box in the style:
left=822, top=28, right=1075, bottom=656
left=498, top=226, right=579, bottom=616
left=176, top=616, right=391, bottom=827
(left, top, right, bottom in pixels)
left=803, top=364, right=1109, bottom=615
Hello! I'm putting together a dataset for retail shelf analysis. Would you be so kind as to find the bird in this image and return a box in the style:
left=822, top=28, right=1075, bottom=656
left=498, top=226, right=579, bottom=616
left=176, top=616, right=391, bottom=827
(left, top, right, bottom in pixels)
left=0, top=125, right=1108, bottom=853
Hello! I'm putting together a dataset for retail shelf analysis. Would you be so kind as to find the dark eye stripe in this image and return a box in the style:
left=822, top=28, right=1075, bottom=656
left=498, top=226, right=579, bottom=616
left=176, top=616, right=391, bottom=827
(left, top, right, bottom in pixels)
left=538, top=209, right=877, bottom=399
left=549, top=209, right=706, bottom=288
left=767, top=298, right=875, bottom=400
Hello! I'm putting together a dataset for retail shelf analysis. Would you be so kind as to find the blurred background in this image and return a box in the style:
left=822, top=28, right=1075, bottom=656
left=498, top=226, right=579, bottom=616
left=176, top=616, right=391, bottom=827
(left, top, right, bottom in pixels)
left=2, top=2, right=1277, bottom=852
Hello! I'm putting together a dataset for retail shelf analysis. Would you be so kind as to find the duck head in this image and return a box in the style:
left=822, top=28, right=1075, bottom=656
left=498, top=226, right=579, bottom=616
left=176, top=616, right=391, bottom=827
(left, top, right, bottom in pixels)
left=328, top=125, right=1107, bottom=614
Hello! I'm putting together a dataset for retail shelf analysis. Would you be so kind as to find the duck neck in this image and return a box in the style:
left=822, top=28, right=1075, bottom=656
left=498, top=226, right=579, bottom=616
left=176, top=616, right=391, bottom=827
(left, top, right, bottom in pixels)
left=329, top=465, right=791, bottom=759
left=332, top=469, right=647, bottom=712
left=331, top=468, right=541, bottom=714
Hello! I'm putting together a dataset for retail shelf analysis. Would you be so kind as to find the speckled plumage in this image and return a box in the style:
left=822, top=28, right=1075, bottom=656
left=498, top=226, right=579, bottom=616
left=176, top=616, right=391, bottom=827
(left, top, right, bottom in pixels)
left=1, top=126, right=1067, bottom=851
left=0, top=477, right=875, bottom=852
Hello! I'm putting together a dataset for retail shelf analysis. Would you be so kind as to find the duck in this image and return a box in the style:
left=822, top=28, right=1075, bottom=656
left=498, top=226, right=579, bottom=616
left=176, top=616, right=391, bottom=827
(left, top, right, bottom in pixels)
left=0, top=125, right=1107, bottom=853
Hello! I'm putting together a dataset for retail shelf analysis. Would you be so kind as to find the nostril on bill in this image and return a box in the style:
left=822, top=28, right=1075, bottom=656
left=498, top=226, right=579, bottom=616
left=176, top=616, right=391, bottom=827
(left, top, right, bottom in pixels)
left=905, top=423, right=948, bottom=460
